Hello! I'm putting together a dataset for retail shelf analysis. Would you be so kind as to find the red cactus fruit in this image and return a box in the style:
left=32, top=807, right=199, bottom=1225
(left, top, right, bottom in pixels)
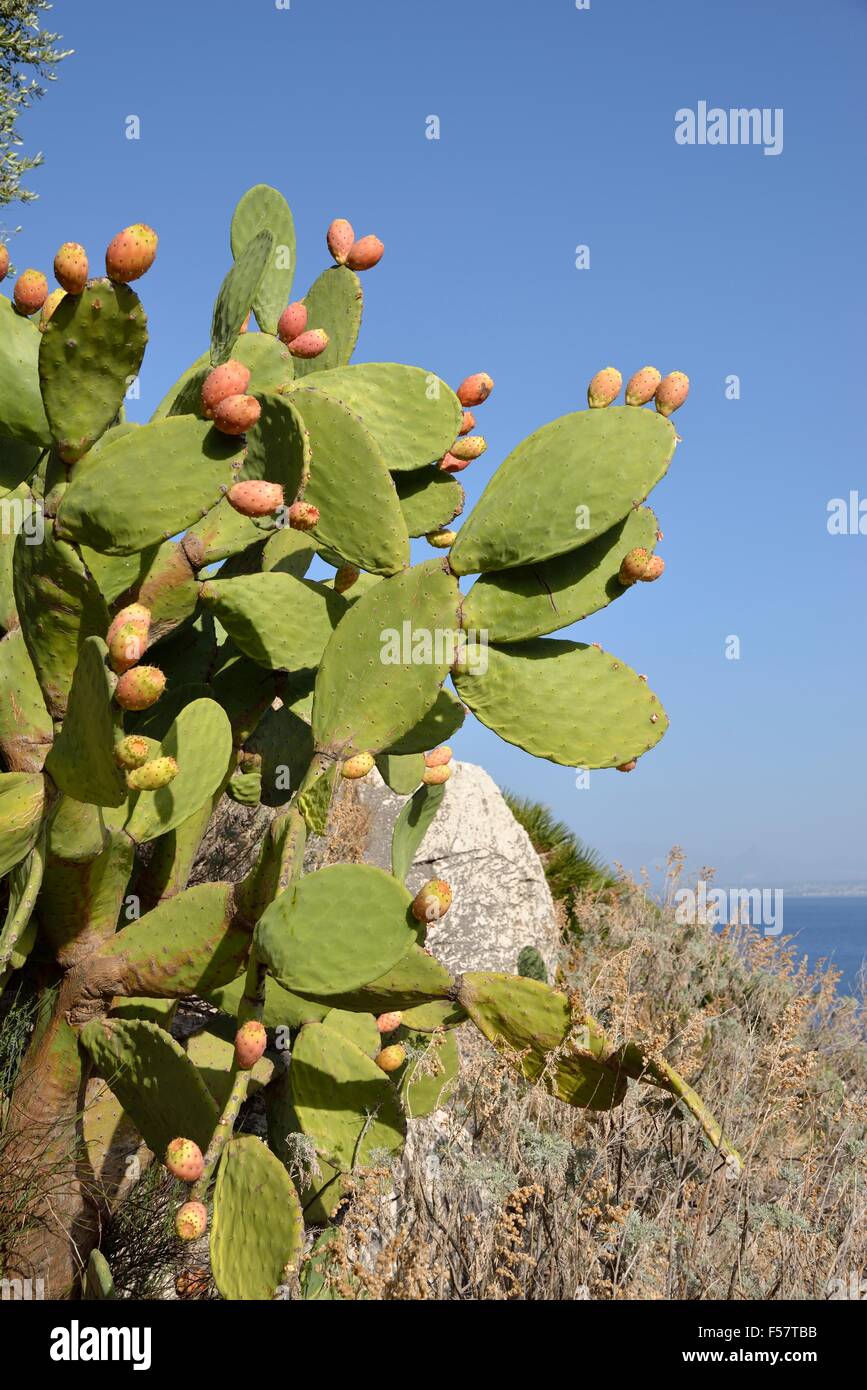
left=105, top=224, right=158, bottom=283
left=13, top=269, right=49, bottom=316
left=53, top=242, right=89, bottom=294
left=234, top=1020, right=267, bottom=1071
left=346, top=235, right=384, bottom=271
left=212, top=393, right=261, bottom=435
left=457, top=373, right=494, bottom=408
left=165, top=1138, right=205, bottom=1184
left=277, top=301, right=308, bottom=344
left=411, top=878, right=452, bottom=923
left=201, top=360, right=252, bottom=419
left=227, top=480, right=284, bottom=517
left=327, top=218, right=355, bottom=264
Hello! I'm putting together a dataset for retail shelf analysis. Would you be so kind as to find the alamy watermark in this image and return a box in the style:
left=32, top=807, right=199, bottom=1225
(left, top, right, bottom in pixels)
left=675, top=102, right=783, bottom=157
left=675, top=880, right=783, bottom=936
left=380, top=624, right=489, bottom=676
left=0, top=495, right=44, bottom=545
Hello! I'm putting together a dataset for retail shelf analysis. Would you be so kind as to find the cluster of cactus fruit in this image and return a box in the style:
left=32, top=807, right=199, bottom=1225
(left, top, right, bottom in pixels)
left=0, top=183, right=737, bottom=1301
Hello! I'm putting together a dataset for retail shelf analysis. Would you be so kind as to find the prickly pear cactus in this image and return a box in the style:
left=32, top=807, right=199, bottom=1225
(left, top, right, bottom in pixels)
left=0, top=186, right=730, bottom=1302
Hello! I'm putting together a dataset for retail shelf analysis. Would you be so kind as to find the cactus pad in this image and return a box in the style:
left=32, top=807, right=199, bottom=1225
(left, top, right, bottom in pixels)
left=292, top=265, right=362, bottom=378
left=211, top=228, right=273, bottom=365
left=290, top=1022, right=406, bottom=1169
left=449, top=407, right=676, bottom=575
left=230, top=185, right=296, bottom=335
left=453, top=638, right=668, bottom=767
left=44, top=637, right=126, bottom=807
left=255, top=862, right=416, bottom=996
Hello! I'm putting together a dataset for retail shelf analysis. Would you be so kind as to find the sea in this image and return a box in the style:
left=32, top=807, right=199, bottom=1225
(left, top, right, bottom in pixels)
left=719, top=896, right=866, bottom=996
left=779, top=897, right=866, bottom=994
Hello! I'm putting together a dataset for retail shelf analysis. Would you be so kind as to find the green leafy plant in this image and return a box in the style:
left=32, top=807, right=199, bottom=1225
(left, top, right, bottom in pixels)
left=0, top=185, right=737, bottom=1300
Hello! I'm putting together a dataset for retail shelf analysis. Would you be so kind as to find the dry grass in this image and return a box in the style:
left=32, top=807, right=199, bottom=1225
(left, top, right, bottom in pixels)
left=310, top=853, right=867, bottom=1300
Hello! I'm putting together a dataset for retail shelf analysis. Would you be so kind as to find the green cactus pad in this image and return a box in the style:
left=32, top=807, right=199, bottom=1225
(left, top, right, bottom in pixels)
left=83, top=1249, right=117, bottom=1301
left=13, top=523, right=110, bottom=719
left=375, top=751, right=424, bottom=795
left=0, top=770, right=46, bottom=877
left=449, top=407, right=676, bottom=576
left=387, top=687, right=466, bottom=755
left=78, top=1016, right=219, bottom=1153
left=207, top=971, right=327, bottom=1029
left=290, top=1022, right=406, bottom=1170
left=79, top=543, right=159, bottom=608
left=0, top=434, right=42, bottom=496
left=186, top=1026, right=273, bottom=1107
left=211, top=228, right=274, bottom=366
left=44, top=637, right=126, bottom=807
left=47, top=794, right=109, bottom=862
left=98, top=882, right=251, bottom=998
left=400, top=997, right=467, bottom=1031
left=291, top=364, right=461, bottom=472
left=125, top=698, right=233, bottom=844
left=55, top=416, right=243, bottom=555
left=211, top=1135, right=304, bottom=1300
left=458, top=972, right=627, bottom=1110
left=38, top=280, right=147, bottom=462
left=453, top=638, right=668, bottom=767
left=227, top=769, right=262, bottom=805
left=394, top=468, right=465, bottom=537
left=292, top=265, right=363, bottom=378
left=289, top=387, right=409, bottom=575
left=200, top=571, right=346, bottom=671
left=261, top=524, right=316, bottom=579
left=322, top=1007, right=381, bottom=1058
left=0, top=296, right=51, bottom=445
left=0, top=832, right=45, bottom=974
left=313, top=559, right=460, bottom=757
left=255, top=863, right=417, bottom=997
left=391, top=780, right=446, bottom=882
left=246, top=703, right=315, bottom=808
left=397, top=1028, right=460, bottom=1118
left=238, top=391, right=309, bottom=496
left=461, top=507, right=659, bottom=641
left=0, top=629, right=53, bottom=773
left=295, top=943, right=453, bottom=1013
left=0, top=482, right=35, bottom=629
left=209, top=644, right=283, bottom=743
left=230, top=185, right=297, bottom=335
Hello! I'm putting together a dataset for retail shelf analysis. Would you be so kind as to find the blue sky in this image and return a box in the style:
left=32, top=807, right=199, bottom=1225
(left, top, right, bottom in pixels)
left=8, top=0, right=866, bottom=887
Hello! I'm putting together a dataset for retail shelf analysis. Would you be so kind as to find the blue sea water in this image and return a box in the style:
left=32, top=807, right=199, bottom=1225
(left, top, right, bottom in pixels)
left=779, top=897, right=866, bottom=995
left=733, top=896, right=867, bottom=995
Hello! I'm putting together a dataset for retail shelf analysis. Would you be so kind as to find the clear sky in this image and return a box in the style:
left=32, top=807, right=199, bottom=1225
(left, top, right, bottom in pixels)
left=7, top=0, right=866, bottom=888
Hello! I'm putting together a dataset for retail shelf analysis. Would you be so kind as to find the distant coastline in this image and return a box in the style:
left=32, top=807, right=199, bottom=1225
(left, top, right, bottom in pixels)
left=781, top=885, right=867, bottom=898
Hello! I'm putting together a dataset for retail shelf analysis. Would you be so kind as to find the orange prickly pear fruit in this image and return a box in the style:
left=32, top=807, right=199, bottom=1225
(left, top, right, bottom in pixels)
left=655, top=371, right=690, bottom=417
left=126, top=756, right=179, bottom=792
left=227, top=480, right=284, bottom=517
left=175, top=1201, right=208, bottom=1241
left=587, top=367, right=622, bottom=408
left=0, top=244, right=9, bottom=281
left=425, top=529, right=457, bottom=548
left=618, top=548, right=651, bottom=586
left=327, top=218, right=355, bottom=264
left=277, top=301, right=308, bottom=344
left=114, top=665, right=166, bottom=711
left=53, top=241, right=89, bottom=294
left=625, top=366, right=662, bottom=406
left=616, top=760, right=637, bottom=773
left=114, top=735, right=151, bottom=770
left=342, top=751, right=375, bottom=779
left=39, top=287, right=66, bottom=330
left=438, top=452, right=469, bottom=474
left=411, top=879, right=452, bottom=923
left=458, top=410, right=476, bottom=435
left=346, top=235, right=384, bottom=271
left=424, top=746, right=452, bottom=768
left=201, top=360, right=251, bottom=418
left=423, top=763, right=452, bottom=785
left=639, top=555, right=665, bottom=582
left=212, top=393, right=261, bottom=435
left=288, top=501, right=320, bottom=531
left=376, top=1011, right=403, bottom=1034
left=287, top=328, right=329, bottom=359
left=457, top=373, right=493, bottom=407
left=165, top=1138, right=205, bottom=1183
left=234, top=1021, right=267, bottom=1070
left=13, top=269, right=49, bottom=315
left=375, top=1044, right=406, bottom=1073
left=334, top=563, right=360, bottom=594
left=105, top=223, right=158, bottom=283
left=449, top=435, right=486, bottom=462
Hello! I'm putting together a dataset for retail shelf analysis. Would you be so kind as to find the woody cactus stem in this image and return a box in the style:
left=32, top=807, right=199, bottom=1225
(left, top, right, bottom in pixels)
left=0, top=182, right=730, bottom=1301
